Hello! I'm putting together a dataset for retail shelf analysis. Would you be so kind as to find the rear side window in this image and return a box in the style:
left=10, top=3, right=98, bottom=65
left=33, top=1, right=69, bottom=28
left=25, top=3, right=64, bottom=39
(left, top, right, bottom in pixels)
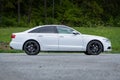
left=29, top=26, right=57, bottom=33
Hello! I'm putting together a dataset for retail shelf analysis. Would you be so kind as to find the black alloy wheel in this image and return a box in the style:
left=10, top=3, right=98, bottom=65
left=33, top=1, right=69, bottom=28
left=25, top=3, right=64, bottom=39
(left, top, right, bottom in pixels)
left=85, top=40, right=103, bottom=55
left=23, top=40, right=40, bottom=55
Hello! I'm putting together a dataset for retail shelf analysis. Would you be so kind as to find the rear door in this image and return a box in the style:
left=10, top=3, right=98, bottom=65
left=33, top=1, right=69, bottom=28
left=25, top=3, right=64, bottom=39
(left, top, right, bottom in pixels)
left=29, top=26, right=59, bottom=51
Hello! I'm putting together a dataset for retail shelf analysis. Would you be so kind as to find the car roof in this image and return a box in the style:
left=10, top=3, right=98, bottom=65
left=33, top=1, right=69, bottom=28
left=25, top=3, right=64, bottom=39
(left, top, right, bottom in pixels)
left=41, top=24, right=65, bottom=26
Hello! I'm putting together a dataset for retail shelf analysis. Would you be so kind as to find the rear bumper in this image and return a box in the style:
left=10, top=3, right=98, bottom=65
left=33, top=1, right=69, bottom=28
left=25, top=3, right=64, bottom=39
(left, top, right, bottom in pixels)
left=10, top=42, right=23, bottom=50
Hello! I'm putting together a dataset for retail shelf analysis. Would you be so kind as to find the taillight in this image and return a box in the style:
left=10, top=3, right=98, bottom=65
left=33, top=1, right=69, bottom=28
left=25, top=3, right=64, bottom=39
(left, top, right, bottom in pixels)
left=11, top=34, right=16, bottom=38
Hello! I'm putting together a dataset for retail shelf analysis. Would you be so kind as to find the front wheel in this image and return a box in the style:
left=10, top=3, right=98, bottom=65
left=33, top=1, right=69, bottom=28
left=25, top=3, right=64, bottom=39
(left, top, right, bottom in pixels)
left=85, top=40, right=103, bottom=55
left=23, top=40, right=40, bottom=55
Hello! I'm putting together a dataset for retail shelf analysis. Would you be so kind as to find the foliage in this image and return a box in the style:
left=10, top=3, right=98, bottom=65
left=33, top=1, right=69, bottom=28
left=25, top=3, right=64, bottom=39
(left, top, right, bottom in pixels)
left=0, top=0, right=120, bottom=27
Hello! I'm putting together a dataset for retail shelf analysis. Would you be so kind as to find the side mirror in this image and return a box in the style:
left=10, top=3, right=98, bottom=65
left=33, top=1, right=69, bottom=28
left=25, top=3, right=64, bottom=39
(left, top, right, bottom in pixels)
left=72, top=31, right=79, bottom=35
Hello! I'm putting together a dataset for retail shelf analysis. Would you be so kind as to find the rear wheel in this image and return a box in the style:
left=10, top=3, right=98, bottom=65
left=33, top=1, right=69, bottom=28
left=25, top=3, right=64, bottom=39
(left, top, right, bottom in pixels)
left=85, top=40, right=103, bottom=55
left=23, top=40, right=40, bottom=55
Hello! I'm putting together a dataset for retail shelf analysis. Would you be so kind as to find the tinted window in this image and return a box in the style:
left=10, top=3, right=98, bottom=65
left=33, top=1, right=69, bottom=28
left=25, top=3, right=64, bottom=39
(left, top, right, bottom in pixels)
left=29, top=26, right=57, bottom=33
left=57, top=26, right=74, bottom=34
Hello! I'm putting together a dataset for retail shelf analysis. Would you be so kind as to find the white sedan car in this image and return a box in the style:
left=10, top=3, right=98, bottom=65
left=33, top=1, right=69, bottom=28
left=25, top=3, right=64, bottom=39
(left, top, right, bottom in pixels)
left=10, top=25, right=111, bottom=55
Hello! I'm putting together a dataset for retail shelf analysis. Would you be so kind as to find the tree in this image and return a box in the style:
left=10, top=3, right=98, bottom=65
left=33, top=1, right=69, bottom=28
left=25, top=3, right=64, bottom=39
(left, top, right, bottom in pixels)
left=44, top=0, right=47, bottom=24
left=0, top=0, right=2, bottom=24
left=27, top=0, right=33, bottom=23
left=52, top=0, right=55, bottom=19
left=17, top=0, right=20, bottom=23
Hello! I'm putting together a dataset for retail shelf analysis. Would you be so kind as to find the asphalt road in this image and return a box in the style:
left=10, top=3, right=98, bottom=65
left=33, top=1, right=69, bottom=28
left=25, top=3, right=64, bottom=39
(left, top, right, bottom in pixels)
left=0, top=53, right=120, bottom=80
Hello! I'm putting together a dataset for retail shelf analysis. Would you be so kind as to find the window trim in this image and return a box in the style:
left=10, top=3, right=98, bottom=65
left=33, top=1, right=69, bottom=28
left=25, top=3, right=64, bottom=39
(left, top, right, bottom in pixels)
left=28, top=26, right=58, bottom=33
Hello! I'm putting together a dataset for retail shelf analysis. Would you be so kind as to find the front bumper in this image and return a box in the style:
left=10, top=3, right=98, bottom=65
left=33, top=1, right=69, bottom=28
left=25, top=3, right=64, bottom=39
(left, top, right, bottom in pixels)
left=103, top=41, right=112, bottom=52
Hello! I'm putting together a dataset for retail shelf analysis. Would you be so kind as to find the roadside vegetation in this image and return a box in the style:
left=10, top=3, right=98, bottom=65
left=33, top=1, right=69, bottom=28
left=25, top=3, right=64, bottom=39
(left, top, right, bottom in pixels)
left=0, top=27, right=120, bottom=53
left=0, top=0, right=120, bottom=53
left=0, top=27, right=28, bottom=53
left=0, top=0, right=120, bottom=28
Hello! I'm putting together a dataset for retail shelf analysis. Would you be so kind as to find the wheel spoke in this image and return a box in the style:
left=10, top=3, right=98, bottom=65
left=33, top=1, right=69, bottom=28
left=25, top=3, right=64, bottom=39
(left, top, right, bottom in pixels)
left=25, top=43, right=37, bottom=53
left=86, top=41, right=103, bottom=55
left=24, top=41, right=40, bottom=55
left=89, top=42, right=100, bottom=54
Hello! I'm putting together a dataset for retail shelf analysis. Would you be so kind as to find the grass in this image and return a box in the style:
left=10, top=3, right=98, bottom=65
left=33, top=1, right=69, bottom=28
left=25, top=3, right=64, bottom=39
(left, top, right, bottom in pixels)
left=0, top=27, right=29, bottom=42
left=0, top=27, right=29, bottom=53
left=74, top=27, right=120, bottom=53
left=0, top=26, right=120, bottom=53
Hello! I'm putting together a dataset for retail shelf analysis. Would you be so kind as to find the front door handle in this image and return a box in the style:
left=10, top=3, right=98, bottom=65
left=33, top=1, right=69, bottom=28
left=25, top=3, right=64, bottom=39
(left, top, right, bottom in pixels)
left=38, top=35, right=43, bottom=37
left=59, top=36, right=64, bottom=38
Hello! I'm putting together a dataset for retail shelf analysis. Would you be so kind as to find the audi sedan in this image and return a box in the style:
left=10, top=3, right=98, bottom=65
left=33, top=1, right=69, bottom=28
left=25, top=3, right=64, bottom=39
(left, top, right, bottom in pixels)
left=10, top=25, right=111, bottom=55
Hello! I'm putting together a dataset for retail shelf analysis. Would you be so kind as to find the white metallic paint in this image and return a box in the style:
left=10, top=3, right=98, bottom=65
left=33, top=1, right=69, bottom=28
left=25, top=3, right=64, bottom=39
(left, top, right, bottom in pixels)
left=10, top=25, right=111, bottom=52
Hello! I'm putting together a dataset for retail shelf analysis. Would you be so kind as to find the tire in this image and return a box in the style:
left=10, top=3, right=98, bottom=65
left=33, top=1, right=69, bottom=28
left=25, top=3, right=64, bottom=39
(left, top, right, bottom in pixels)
left=23, top=40, right=40, bottom=55
left=85, top=40, right=103, bottom=55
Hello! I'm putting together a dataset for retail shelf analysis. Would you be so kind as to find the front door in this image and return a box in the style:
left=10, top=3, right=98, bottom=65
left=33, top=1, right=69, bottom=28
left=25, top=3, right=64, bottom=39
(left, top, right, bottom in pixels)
left=57, top=26, right=83, bottom=51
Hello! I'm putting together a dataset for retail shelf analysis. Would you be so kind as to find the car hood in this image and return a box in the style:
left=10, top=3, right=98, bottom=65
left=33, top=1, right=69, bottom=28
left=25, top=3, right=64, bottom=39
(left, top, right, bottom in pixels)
left=82, top=34, right=107, bottom=40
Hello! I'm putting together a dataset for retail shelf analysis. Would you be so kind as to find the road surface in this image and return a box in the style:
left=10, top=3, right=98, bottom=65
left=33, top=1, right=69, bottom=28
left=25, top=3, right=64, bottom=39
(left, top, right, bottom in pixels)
left=0, top=53, right=120, bottom=80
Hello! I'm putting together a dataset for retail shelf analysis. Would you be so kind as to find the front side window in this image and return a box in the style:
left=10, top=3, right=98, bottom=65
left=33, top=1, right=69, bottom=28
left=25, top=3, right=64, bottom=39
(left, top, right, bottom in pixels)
left=29, top=26, right=57, bottom=33
left=57, top=26, right=74, bottom=34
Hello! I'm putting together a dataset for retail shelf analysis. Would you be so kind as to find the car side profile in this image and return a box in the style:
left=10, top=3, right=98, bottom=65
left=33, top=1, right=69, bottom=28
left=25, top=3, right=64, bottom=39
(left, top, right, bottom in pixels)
left=10, top=25, right=111, bottom=55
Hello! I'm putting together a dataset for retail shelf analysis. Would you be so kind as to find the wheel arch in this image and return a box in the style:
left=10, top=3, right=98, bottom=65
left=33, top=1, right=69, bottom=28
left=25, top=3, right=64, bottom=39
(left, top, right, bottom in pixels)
left=86, top=39, right=104, bottom=52
left=22, top=39, right=40, bottom=50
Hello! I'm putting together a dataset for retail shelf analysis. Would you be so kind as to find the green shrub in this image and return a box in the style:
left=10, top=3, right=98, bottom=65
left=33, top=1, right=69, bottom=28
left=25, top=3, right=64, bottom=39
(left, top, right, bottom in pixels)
left=1, top=17, right=17, bottom=27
